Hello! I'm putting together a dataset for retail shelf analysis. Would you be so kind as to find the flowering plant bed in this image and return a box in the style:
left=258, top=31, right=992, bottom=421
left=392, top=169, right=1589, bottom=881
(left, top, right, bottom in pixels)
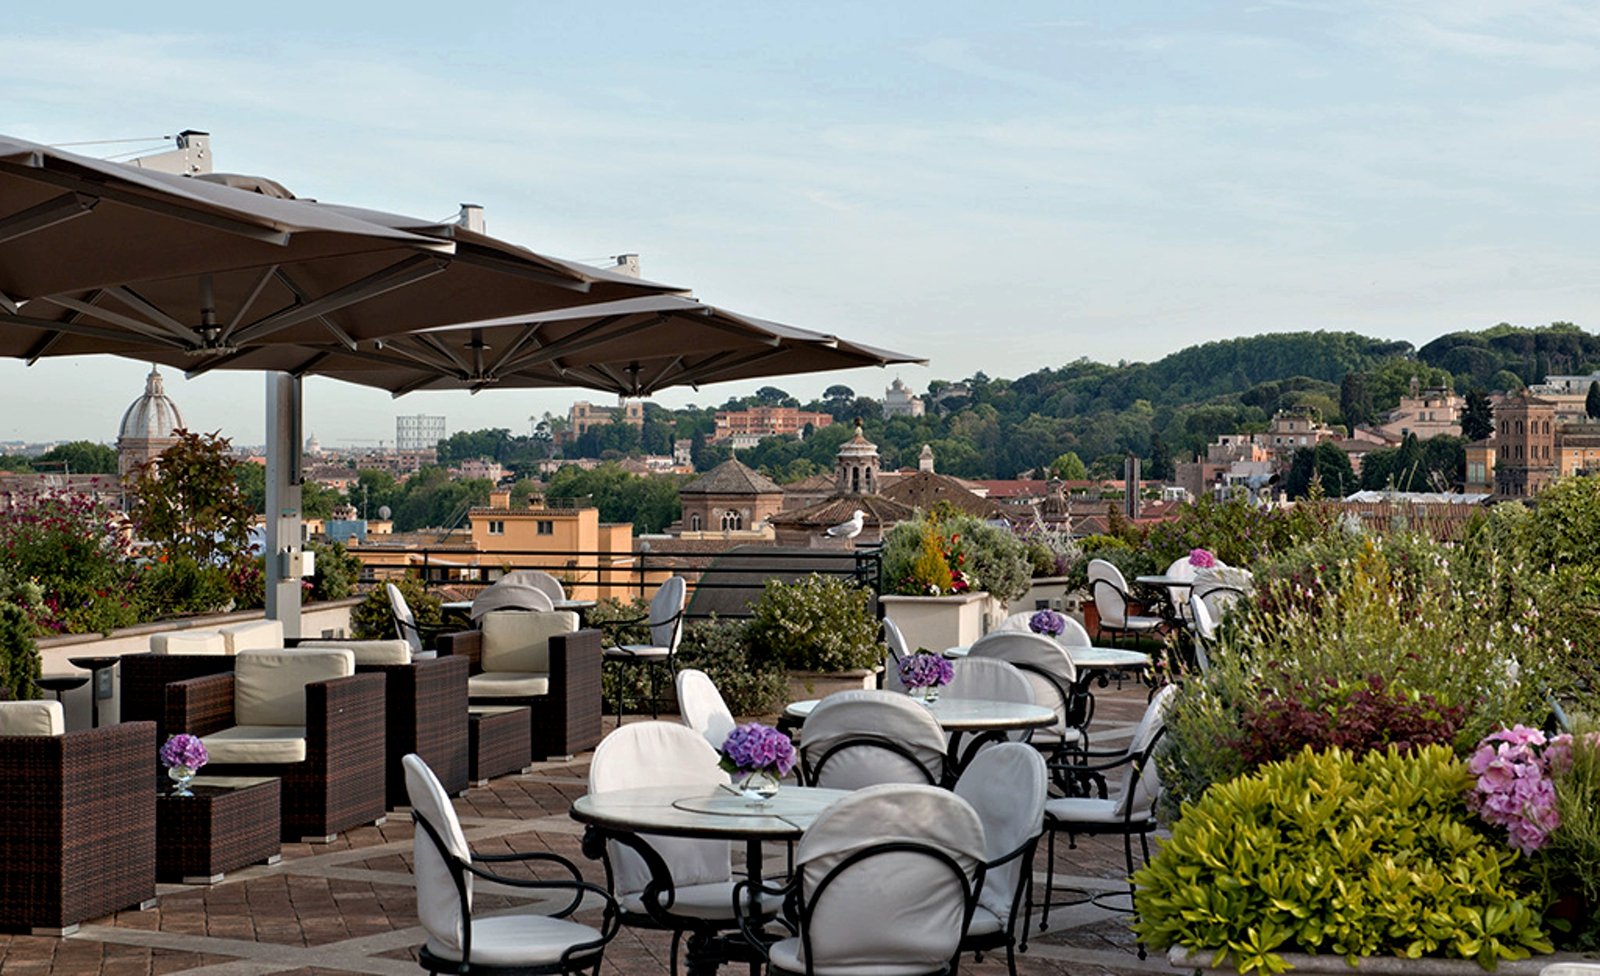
left=1029, top=609, right=1067, bottom=637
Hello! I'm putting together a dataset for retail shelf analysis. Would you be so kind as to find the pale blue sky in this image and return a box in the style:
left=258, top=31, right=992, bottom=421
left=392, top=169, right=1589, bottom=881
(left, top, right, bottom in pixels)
left=3, top=1, right=1596, bottom=445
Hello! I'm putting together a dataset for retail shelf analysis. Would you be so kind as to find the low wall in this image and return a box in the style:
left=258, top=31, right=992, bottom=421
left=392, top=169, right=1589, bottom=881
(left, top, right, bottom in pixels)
left=35, top=600, right=360, bottom=730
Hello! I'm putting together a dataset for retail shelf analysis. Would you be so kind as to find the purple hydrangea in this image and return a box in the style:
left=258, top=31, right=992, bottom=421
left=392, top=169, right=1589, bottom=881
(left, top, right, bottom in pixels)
left=719, top=723, right=796, bottom=777
left=1467, top=724, right=1560, bottom=853
left=160, top=733, right=209, bottom=771
left=1029, top=609, right=1066, bottom=637
left=1189, top=548, right=1217, bottom=569
left=898, top=652, right=954, bottom=690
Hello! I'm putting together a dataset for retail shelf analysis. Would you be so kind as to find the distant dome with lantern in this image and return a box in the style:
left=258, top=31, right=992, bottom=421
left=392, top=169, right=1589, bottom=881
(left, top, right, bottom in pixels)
left=117, top=366, right=185, bottom=478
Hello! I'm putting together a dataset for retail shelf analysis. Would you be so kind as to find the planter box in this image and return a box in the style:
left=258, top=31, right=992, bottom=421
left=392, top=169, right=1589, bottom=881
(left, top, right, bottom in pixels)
left=880, top=591, right=998, bottom=654
left=1168, top=947, right=1578, bottom=976
left=1019, top=577, right=1073, bottom=614
left=785, top=669, right=876, bottom=703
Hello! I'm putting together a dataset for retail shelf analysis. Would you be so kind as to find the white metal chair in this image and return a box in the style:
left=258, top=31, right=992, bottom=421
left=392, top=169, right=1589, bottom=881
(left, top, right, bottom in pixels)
left=675, top=668, right=737, bottom=751
left=602, top=576, right=687, bottom=719
left=943, top=657, right=1037, bottom=765
left=1039, top=683, right=1179, bottom=951
left=388, top=582, right=426, bottom=656
left=737, top=783, right=988, bottom=976
left=993, top=611, right=1093, bottom=647
left=881, top=617, right=909, bottom=693
left=1188, top=585, right=1246, bottom=673
left=954, top=743, right=1047, bottom=976
left=966, top=631, right=1089, bottom=763
left=501, top=569, right=567, bottom=604
left=583, top=722, right=759, bottom=976
left=798, top=690, right=948, bottom=789
left=470, top=581, right=554, bottom=621
left=405, top=754, right=619, bottom=975
left=1086, top=559, right=1163, bottom=646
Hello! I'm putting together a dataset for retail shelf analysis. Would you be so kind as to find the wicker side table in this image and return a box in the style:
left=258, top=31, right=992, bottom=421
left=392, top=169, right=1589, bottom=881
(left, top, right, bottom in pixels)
left=468, top=705, right=532, bottom=786
left=156, top=776, right=282, bottom=884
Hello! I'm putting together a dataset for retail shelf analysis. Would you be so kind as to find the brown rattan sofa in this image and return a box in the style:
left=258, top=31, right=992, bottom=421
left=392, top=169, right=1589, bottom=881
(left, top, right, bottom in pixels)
left=297, top=638, right=470, bottom=806
left=165, top=648, right=387, bottom=842
left=0, top=701, right=156, bottom=934
left=438, top=612, right=602, bottom=761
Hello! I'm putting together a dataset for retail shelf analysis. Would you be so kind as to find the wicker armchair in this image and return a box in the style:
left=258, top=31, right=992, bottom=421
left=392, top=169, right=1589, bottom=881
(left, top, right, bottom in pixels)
left=438, top=614, right=602, bottom=761
left=165, top=649, right=387, bottom=842
left=0, top=702, right=156, bottom=934
left=121, top=621, right=284, bottom=742
left=299, top=639, right=470, bottom=806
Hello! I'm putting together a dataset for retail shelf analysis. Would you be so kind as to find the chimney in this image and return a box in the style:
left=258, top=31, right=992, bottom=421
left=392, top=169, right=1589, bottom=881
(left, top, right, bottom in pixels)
left=1123, top=454, right=1142, bottom=520
left=458, top=204, right=485, bottom=233
left=488, top=489, right=511, bottom=509
left=918, top=444, right=935, bottom=473
left=613, top=253, right=640, bottom=277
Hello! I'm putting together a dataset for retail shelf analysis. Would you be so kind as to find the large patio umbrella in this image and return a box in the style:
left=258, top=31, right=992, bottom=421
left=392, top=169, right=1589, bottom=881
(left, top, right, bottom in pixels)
left=172, top=295, right=926, bottom=396
left=0, top=135, right=453, bottom=307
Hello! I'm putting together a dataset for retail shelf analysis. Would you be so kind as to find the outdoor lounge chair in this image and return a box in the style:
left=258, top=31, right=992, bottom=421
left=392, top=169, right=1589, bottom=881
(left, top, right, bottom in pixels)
left=166, top=648, right=387, bottom=842
left=299, top=638, right=470, bottom=807
left=0, top=701, right=156, bottom=934
left=438, top=609, right=603, bottom=760
left=121, top=622, right=284, bottom=744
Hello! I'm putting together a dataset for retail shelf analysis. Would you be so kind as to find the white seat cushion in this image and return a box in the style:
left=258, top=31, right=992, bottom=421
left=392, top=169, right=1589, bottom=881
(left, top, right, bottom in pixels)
left=150, top=630, right=228, bottom=655
left=201, top=725, right=308, bottom=764
left=423, top=913, right=604, bottom=967
left=1044, top=796, right=1126, bottom=825
left=965, top=904, right=1004, bottom=937
left=469, top=671, right=550, bottom=698
left=606, top=643, right=670, bottom=660
left=768, top=937, right=938, bottom=976
left=469, top=704, right=528, bottom=718
left=1122, top=615, right=1163, bottom=631
left=0, top=700, right=64, bottom=736
left=218, top=619, right=285, bottom=655
left=299, top=639, right=413, bottom=666
left=621, top=881, right=774, bottom=921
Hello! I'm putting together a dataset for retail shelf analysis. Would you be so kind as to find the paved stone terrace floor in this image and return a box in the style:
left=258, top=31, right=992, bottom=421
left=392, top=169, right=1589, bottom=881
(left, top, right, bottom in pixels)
left=0, top=683, right=1168, bottom=976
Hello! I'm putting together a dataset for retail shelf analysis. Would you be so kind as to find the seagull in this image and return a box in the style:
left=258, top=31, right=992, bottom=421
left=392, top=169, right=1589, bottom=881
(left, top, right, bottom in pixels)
left=825, top=509, right=866, bottom=540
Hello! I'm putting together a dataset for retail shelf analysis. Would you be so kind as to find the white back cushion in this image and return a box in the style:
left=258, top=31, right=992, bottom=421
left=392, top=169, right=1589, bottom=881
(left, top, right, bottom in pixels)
left=480, top=610, right=578, bottom=673
left=218, top=619, right=285, bottom=655
left=954, top=743, right=1046, bottom=920
left=0, top=700, right=64, bottom=736
left=405, top=754, right=472, bottom=952
left=151, top=630, right=228, bottom=655
left=675, top=669, right=737, bottom=750
left=300, top=639, right=413, bottom=666
left=235, top=649, right=355, bottom=727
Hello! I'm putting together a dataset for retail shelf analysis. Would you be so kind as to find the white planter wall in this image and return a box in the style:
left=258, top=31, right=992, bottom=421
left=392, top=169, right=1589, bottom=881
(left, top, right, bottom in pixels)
left=879, top=591, right=1000, bottom=654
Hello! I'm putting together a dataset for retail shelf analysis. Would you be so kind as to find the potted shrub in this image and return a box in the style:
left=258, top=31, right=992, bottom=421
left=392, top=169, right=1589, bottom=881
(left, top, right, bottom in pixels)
left=1135, top=744, right=1557, bottom=975
left=878, top=507, right=1031, bottom=651
left=746, top=574, right=883, bottom=699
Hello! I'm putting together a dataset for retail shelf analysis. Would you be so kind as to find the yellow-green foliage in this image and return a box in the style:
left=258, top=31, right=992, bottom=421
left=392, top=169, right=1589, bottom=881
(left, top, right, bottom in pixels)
left=1133, top=745, right=1552, bottom=975
left=906, top=522, right=954, bottom=595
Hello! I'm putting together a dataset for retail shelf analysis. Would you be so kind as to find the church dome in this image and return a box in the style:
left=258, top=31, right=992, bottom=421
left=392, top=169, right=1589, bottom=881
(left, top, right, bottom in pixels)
left=119, top=367, right=185, bottom=442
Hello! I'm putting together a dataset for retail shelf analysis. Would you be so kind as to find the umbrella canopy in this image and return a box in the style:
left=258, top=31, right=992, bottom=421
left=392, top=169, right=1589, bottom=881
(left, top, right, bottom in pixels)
left=0, top=135, right=448, bottom=306
left=172, top=295, right=927, bottom=397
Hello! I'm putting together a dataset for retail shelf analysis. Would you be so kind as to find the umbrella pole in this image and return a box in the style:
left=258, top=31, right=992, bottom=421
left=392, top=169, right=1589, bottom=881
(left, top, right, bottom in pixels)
left=264, top=372, right=305, bottom=637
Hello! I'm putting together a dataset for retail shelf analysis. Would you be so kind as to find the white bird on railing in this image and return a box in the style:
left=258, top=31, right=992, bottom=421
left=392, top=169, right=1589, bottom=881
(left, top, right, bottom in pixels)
left=824, top=509, right=866, bottom=540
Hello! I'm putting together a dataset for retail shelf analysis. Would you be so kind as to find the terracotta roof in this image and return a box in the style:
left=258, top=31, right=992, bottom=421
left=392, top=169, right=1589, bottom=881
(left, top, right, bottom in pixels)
left=680, top=458, right=782, bottom=495
left=880, top=470, right=1004, bottom=519
left=971, top=479, right=1052, bottom=499
left=766, top=494, right=914, bottom=529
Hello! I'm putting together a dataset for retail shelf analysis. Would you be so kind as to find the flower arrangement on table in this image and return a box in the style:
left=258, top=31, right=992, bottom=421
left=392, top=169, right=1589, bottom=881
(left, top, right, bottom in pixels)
left=1029, top=608, right=1067, bottom=638
left=898, top=649, right=954, bottom=702
left=718, top=722, right=796, bottom=804
left=1188, top=547, right=1217, bottom=569
left=160, top=733, right=208, bottom=797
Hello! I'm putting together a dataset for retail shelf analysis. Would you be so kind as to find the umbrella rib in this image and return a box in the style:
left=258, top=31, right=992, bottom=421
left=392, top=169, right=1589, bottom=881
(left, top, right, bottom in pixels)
left=0, top=159, right=291, bottom=245
left=230, top=253, right=448, bottom=344
left=504, top=314, right=658, bottom=369
left=220, top=265, right=279, bottom=342
left=30, top=293, right=181, bottom=344
left=377, top=337, right=468, bottom=374
left=22, top=329, right=66, bottom=365
left=483, top=325, right=543, bottom=375
left=634, top=355, right=685, bottom=395
left=0, top=310, right=190, bottom=349
left=451, top=245, right=591, bottom=292
left=0, top=288, right=17, bottom=315
left=272, top=268, right=358, bottom=350
left=0, top=191, right=98, bottom=245
left=670, top=347, right=798, bottom=387
left=103, top=285, right=204, bottom=343
left=414, top=333, right=475, bottom=375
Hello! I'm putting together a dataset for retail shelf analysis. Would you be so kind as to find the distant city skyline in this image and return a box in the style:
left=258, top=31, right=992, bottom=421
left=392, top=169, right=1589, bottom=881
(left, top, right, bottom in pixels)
left=3, top=1, right=1596, bottom=443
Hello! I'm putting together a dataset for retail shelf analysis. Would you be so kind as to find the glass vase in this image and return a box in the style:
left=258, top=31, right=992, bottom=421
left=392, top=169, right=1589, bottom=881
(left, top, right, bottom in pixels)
left=738, top=770, right=781, bottom=807
left=168, top=764, right=197, bottom=797
left=910, top=684, right=941, bottom=704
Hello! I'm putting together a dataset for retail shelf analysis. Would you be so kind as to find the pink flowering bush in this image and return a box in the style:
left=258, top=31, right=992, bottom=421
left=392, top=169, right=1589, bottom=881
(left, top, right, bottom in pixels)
left=1467, top=725, right=1561, bottom=853
left=1188, top=547, right=1217, bottom=569
left=0, top=492, right=141, bottom=635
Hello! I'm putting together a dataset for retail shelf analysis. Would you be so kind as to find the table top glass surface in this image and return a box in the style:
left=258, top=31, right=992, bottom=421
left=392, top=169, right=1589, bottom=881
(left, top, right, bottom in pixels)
left=783, top=696, right=1055, bottom=730
left=442, top=599, right=598, bottom=612
left=943, top=643, right=1151, bottom=671
left=571, top=784, right=850, bottom=839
